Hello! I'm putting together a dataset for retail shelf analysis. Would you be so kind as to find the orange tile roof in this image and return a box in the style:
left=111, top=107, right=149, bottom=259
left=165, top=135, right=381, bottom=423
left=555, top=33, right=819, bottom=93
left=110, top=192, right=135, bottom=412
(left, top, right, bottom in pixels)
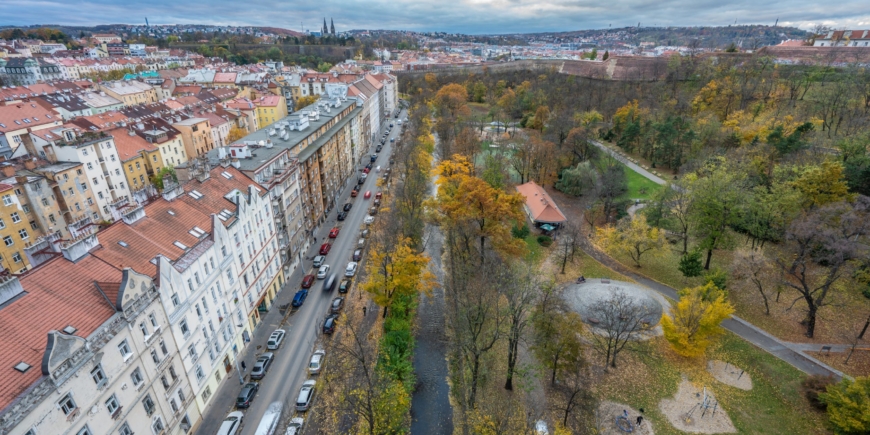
left=254, top=95, right=281, bottom=107
left=90, top=165, right=264, bottom=276
left=0, top=103, right=58, bottom=133
left=0, top=256, right=119, bottom=409
left=76, top=111, right=130, bottom=130
left=214, top=72, right=237, bottom=83
left=515, top=181, right=567, bottom=224
left=107, top=127, right=158, bottom=162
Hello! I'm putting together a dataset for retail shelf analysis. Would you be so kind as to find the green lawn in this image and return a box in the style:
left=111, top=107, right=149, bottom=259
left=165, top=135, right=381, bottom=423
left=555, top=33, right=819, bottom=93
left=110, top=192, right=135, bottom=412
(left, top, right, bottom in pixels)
left=622, top=165, right=665, bottom=201
left=523, top=233, right=545, bottom=263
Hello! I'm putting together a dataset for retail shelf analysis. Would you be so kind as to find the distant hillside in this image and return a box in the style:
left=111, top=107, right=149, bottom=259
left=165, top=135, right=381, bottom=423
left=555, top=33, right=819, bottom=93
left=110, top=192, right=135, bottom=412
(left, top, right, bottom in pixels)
left=258, top=27, right=304, bottom=37
left=554, top=25, right=810, bottom=48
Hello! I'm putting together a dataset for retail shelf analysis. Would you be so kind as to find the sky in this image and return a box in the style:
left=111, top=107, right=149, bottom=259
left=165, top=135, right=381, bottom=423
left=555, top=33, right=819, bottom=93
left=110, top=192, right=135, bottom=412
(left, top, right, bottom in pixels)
left=1, top=0, right=869, bottom=34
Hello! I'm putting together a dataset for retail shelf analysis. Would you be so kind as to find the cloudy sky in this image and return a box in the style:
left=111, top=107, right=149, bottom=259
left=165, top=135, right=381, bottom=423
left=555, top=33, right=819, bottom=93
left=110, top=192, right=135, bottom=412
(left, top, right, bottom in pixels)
left=1, top=0, right=869, bottom=34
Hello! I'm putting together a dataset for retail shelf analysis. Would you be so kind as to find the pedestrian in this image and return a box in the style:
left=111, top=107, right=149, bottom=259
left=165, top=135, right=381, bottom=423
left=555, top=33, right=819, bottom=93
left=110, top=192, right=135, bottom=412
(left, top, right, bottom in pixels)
left=363, top=306, right=367, bottom=316
left=636, top=416, right=644, bottom=426
left=240, top=361, right=246, bottom=371
left=314, top=237, right=317, bottom=243
left=623, top=410, right=629, bottom=419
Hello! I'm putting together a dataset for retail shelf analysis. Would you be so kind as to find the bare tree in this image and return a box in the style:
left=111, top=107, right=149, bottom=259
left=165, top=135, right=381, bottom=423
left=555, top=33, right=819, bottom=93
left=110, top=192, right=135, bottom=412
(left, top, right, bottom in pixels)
left=776, top=199, right=870, bottom=338
left=501, top=263, right=540, bottom=390
left=588, top=290, right=655, bottom=369
left=557, top=221, right=583, bottom=274
left=730, top=248, right=776, bottom=315
left=551, top=353, right=597, bottom=432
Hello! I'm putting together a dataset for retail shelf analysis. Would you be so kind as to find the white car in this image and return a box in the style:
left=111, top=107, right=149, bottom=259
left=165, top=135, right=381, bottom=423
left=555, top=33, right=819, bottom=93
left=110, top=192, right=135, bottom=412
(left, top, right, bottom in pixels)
left=535, top=420, right=549, bottom=435
left=345, top=262, right=358, bottom=277
left=216, top=411, right=244, bottom=435
left=285, top=417, right=305, bottom=435
left=364, top=216, right=375, bottom=225
left=296, top=380, right=317, bottom=411
left=316, top=265, right=330, bottom=279
left=308, top=349, right=326, bottom=374
left=267, top=329, right=285, bottom=350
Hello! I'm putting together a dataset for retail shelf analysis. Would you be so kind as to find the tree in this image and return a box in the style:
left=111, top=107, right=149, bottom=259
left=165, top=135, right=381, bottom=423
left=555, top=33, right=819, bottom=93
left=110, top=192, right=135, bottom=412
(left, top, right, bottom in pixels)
left=678, top=249, right=704, bottom=278
left=151, top=167, right=177, bottom=190
left=597, top=215, right=666, bottom=267
left=293, top=95, right=319, bottom=111
left=595, top=156, right=628, bottom=223
left=686, top=158, right=746, bottom=269
left=661, top=282, right=735, bottom=357
left=820, top=376, right=870, bottom=435
left=531, top=285, right=584, bottom=385
left=557, top=221, right=583, bottom=273
left=501, top=263, right=540, bottom=390
left=589, top=290, right=654, bottom=369
left=730, top=248, right=776, bottom=315
left=602, top=50, right=610, bottom=61
left=361, top=236, right=436, bottom=318
left=776, top=199, right=870, bottom=337
left=790, top=161, right=854, bottom=210
left=552, top=355, right=597, bottom=433
left=529, top=105, right=550, bottom=131
left=555, top=161, right=597, bottom=196
left=227, top=126, right=246, bottom=143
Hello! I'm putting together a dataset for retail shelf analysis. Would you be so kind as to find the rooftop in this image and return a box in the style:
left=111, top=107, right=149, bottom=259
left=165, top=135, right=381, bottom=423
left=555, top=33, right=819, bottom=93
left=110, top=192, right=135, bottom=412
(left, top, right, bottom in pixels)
left=515, top=181, right=567, bottom=224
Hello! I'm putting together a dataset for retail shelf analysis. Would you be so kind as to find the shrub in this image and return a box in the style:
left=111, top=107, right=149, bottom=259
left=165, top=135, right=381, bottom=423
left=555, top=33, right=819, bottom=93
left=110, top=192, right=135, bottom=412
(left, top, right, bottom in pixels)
left=802, top=374, right=836, bottom=410
left=537, top=235, right=553, bottom=247
left=512, top=224, right=530, bottom=239
left=704, top=268, right=728, bottom=290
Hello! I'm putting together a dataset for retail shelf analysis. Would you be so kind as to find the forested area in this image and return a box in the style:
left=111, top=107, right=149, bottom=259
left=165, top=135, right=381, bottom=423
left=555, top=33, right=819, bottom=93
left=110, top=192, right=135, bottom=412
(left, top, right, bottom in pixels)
left=400, top=53, right=870, bottom=434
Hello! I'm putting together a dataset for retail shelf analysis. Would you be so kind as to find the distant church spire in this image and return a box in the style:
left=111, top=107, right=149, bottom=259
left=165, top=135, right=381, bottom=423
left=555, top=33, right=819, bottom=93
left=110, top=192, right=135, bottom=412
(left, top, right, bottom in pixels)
left=330, top=18, right=335, bottom=35
left=323, top=18, right=328, bottom=35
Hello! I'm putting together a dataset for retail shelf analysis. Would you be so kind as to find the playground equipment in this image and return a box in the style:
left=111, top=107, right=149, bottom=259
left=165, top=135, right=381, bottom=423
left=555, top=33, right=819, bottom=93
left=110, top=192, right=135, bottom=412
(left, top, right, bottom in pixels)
left=683, top=386, right=719, bottom=425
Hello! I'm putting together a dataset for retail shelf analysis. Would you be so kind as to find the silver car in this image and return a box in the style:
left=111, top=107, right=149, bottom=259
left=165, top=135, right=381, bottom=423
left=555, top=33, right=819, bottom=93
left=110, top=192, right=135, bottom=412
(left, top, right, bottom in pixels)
left=267, top=329, right=285, bottom=350
left=296, top=380, right=317, bottom=411
left=308, top=350, right=326, bottom=375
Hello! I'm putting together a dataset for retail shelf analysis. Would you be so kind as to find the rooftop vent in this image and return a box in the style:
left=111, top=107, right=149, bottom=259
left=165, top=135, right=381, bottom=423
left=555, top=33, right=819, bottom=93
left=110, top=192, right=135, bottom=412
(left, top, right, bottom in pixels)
left=14, top=362, right=31, bottom=373
left=167, top=210, right=176, bottom=216
left=61, top=325, right=77, bottom=335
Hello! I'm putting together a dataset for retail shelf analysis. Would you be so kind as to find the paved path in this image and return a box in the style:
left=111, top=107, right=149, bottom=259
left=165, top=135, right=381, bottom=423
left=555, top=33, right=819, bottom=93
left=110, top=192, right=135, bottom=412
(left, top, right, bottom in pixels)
left=588, top=139, right=667, bottom=185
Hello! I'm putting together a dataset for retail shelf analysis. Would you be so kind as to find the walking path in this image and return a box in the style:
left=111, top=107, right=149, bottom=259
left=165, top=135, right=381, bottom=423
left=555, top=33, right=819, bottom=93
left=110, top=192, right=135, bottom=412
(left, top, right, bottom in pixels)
left=576, top=140, right=847, bottom=378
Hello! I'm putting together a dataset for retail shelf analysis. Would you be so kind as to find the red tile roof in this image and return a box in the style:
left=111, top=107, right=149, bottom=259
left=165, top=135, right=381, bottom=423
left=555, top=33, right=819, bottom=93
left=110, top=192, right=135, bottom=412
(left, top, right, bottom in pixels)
left=0, top=256, right=119, bottom=409
left=516, top=181, right=567, bottom=224
left=107, top=127, right=158, bottom=162
left=0, top=103, right=59, bottom=133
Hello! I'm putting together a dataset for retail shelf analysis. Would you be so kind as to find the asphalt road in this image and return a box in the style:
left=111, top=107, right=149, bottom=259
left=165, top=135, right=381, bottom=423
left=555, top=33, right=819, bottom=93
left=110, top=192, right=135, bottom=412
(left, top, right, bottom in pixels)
left=195, top=108, right=406, bottom=435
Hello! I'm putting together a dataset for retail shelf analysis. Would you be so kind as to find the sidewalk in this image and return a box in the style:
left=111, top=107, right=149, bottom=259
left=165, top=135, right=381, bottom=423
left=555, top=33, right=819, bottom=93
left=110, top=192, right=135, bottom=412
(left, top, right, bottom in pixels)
left=588, top=139, right=667, bottom=185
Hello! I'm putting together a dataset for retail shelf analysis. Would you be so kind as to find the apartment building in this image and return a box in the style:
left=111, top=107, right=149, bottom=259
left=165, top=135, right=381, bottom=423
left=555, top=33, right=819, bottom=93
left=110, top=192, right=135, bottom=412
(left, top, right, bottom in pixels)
left=0, top=103, right=63, bottom=158
left=0, top=240, right=198, bottom=435
left=173, top=118, right=214, bottom=158
left=109, top=128, right=156, bottom=191
left=0, top=182, right=38, bottom=273
left=252, top=94, right=287, bottom=129
left=98, top=81, right=159, bottom=107
left=225, top=98, right=260, bottom=134
left=136, top=120, right=188, bottom=170
left=32, top=161, right=104, bottom=237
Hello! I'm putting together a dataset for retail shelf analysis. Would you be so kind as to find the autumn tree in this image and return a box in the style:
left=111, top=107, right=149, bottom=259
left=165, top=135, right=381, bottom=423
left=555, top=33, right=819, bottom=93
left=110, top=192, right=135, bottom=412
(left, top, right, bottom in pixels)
left=661, top=282, right=735, bottom=357
left=597, top=215, right=666, bottom=267
left=532, top=303, right=584, bottom=385
left=501, top=263, right=540, bottom=390
left=789, top=160, right=854, bottom=210
left=529, top=105, right=550, bottom=131
left=362, top=236, right=436, bottom=318
left=730, top=248, right=776, bottom=315
left=557, top=221, right=583, bottom=274
left=510, top=133, right=557, bottom=185
left=820, top=376, right=870, bottom=435
left=552, top=355, right=597, bottom=433
left=589, top=290, right=654, bottom=369
left=295, top=95, right=319, bottom=110
left=776, top=198, right=870, bottom=337
left=227, top=125, right=247, bottom=143
left=686, top=158, right=747, bottom=269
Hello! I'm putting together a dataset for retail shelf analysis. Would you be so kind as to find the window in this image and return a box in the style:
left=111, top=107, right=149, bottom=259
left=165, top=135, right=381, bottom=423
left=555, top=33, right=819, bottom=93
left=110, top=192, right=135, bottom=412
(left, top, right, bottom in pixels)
left=188, top=344, right=197, bottom=360
left=139, top=321, right=149, bottom=337
left=151, top=349, right=160, bottom=364
left=3, top=236, right=12, bottom=247
left=180, top=319, right=190, bottom=338
left=201, top=385, right=212, bottom=402
left=80, top=183, right=87, bottom=191
left=161, top=375, right=170, bottom=390
left=202, top=297, right=209, bottom=313
left=30, top=220, right=38, bottom=230
left=87, top=197, right=94, bottom=205
left=118, top=339, right=132, bottom=358
left=195, top=364, right=204, bottom=381
left=194, top=272, right=200, bottom=285
left=119, top=422, right=133, bottom=435
left=131, top=367, right=143, bottom=386
left=87, top=162, right=93, bottom=170
left=22, top=204, right=29, bottom=213
left=160, top=339, right=168, bottom=356
left=210, top=257, right=216, bottom=270
left=142, top=394, right=155, bottom=415
left=48, top=214, right=55, bottom=224
left=90, top=365, right=106, bottom=387
left=221, top=245, right=227, bottom=257
left=76, top=426, right=92, bottom=435
left=171, top=293, right=180, bottom=306
left=136, top=162, right=141, bottom=170
left=3, top=195, right=12, bottom=206
left=14, top=188, right=21, bottom=196
left=177, top=388, right=185, bottom=404
left=11, top=212, right=20, bottom=223
left=226, top=270, right=234, bottom=284
left=18, top=229, right=28, bottom=240
left=75, top=203, right=81, bottom=211
left=59, top=393, right=77, bottom=415
left=187, top=278, right=193, bottom=291
left=98, top=191, right=104, bottom=199
left=169, top=398, right=178, bottom=412
left=195, top=304, right=202, bottom=319
left=128, top=164, right=133, bottom=173
left=105, top=394, right=120, bottom=415
left=149, top=313, right=158, bottom=328
left=0, top=218, right=4, bottom=229
left=92, top=177, right=99, bottom=185
left=140, top=175, right=145, bottom=183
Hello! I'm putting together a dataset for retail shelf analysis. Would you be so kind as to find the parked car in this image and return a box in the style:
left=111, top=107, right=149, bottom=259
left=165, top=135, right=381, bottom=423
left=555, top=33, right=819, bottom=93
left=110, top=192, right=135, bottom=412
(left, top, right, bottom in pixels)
left=328, top=227, right=340, bottom=238
left=339, top=278, right=351, bottom=293
left=301, top=274, right=316, bottom=288
left=364, top=216, right=375, bottom=225
left=390, top=138, right=395, bottom=143
left=352, top=249, right=363, bottom=261
left=250, top=352, right=274, bottom=380
left=319, top=243, right=332, bottom=255
left=331, top=297, right=345, bottom=313
left=376, top=145, right=383, bottom=152
left=345, top=262, right=358, bottom=277
left=322, top=315, right=338, bottom=334
left=322, top=273, right=337, bottom=292
left=255, top=401, right=283, bottom=435
left=370, top=154, right=378, bottom=162
left=217, top=411, right=244, bottom=435
left=364, top=190, right=371, bottom=199
left=337, top=211, right=348, bottom=221
left=390, top=123, right=394, bottom=128
left=357, top=238, right=366, bottom=248
left=236, top=382, right=259, bottom=408
left=375, top=192, right=383, bottom=200
left=313, top=255, right=326, bottom=267
left=351, top=189, right=359, bottom=198
left=296, top=380, right=317, bottom=411
left=285, top=417, right=305, bottom=435
left=374, top=199, right=381, bottom=207
left=369, top=207, right=378, bottom=216
left=317, top=265, right=330, bottom=279
left=267, top=329, right=286, bottom=350
left=361, top=229, right=370, bottom=238
left=308, top=349, right=326, bottom=374
left=343, top=203, right=352, bottom=212
left=292, top=289, right=308, bottom=307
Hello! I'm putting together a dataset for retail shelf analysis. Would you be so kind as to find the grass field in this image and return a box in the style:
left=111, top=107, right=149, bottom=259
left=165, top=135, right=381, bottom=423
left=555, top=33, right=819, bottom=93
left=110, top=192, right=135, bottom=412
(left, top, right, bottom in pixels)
left=622, top=165, right=665, bottom=201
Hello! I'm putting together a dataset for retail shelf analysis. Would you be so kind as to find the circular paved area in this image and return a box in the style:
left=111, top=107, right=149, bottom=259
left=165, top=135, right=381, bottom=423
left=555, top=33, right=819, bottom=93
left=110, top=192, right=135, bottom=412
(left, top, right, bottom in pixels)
left=564, top=279, right=669, bottom=335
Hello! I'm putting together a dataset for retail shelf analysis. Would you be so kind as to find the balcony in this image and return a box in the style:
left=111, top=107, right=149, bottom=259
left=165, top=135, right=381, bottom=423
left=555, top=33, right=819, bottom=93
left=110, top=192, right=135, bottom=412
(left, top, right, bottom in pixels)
left=156, top=352, right=173, bottom=371
left=111, top=406, right=123, bottom=420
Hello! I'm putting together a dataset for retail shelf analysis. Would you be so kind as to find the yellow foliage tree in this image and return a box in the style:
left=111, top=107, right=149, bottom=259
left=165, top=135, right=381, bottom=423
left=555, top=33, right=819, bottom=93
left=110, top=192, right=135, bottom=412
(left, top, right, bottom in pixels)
left=597, top=215, right=666, bottom=267
left=789, top=160, right=854, bottom=209
left=612, top=100, right=648, bottom=138
left=529, top=105, right=550, bottom=131
left=661, top=282, right=735, bottom=357
left=819, top=376, right=870, bottom=435
left=361, top=236, right=436, bottom=318
left=295, top=95, right=319, bottom=110
left=227, top=126, right=246, bottom=143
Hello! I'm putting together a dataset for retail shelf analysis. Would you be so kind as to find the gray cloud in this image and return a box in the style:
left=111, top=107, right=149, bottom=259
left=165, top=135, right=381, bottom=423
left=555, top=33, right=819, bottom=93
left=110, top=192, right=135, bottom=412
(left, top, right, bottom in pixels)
left=1, top=0, right=868, bottom=34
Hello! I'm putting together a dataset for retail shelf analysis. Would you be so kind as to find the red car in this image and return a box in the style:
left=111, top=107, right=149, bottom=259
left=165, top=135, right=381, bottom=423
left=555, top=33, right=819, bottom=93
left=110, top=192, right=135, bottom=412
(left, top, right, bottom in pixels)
left=363, top=168, right=370, bottom=174
left=329, top=227, right=340, bottom=238
left=375, top=192, right=382, bottom=200
left=364, top=191, right=371, bottom=199
left=319, top=243, right=332, bottom=255
left=301, top=274, right=315, bottom=289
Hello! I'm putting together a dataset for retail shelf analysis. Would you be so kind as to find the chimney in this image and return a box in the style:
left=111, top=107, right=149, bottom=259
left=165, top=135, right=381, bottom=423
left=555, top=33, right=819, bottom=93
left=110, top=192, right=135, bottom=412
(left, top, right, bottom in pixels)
left=1, top=165, right=15, bottom=177
left=23, top=159, right=37, bottom=170
left=0, top=275, right=25, bottom=307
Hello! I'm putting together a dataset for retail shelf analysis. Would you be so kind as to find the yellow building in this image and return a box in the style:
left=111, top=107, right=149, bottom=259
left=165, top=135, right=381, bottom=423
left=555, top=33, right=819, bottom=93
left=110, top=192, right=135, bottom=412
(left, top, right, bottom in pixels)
left=252, top=94, right=288, bottom=129
left=98, top=80, right=158, bottom=107
left=173, top=117, right=214, bottom=158
left=137, top=119, right=189, bottom=170
left=109, top=128, right=155, bottom=191
left=33, top=161, right=102, bottom=235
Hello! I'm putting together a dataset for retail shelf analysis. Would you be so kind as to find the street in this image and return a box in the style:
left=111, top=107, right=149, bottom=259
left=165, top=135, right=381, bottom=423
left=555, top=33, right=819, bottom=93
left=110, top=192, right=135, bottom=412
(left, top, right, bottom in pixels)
left=195, top=107, right=407, bottom=435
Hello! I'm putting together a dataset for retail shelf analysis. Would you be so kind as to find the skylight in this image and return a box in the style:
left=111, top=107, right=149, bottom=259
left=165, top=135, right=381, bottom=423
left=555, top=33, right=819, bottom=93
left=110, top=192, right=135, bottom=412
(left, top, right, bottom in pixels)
left=167, top=210, right=176, bottom=216
left=13, top=362, right=31, bottom=373
left=189, top=226, right=206, bottom=238
left=173, top=241, right=188, bottom=250
left=221, top=171, right=233, bottom=179
left=118, top=241, right=129, bottom=248
left=61, top=325, right=77, bottom=335
left=188, top=190, right=204, bottom=200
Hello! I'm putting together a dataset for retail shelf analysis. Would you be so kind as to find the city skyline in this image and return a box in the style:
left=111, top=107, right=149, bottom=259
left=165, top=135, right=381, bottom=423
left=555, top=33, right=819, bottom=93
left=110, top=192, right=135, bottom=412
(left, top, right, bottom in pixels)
left=1, top=0, right=869, bottom=34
